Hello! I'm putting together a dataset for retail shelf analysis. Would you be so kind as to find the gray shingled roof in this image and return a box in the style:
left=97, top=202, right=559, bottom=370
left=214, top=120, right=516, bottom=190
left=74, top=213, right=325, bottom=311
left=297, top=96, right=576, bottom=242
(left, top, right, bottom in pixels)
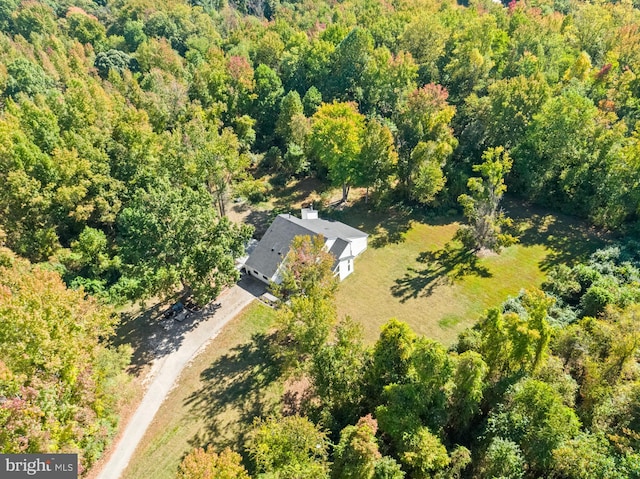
left=244, top=214, right=367, bottom=279
left=329, top=237, right=351, bottom=259
left=244, top=215, right=314, bottom=279
left=285, top=214, right=368, bottom=240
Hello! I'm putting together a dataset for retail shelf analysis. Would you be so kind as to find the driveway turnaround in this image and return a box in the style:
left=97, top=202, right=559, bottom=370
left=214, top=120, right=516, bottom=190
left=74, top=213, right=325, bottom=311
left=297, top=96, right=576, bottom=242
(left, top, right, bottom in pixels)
left=95, top=278, right=263, bottom=479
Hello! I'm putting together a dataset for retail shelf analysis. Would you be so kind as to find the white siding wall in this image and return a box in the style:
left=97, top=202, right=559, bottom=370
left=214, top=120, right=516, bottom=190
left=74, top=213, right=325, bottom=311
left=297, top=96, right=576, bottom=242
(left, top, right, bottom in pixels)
left=350, top=237, right=368, bottom=257
left=272, top=267, right=284, bottom=285
left=245, top=267, right=272, bottom=285
left=337, top=258, right=354, bottom=281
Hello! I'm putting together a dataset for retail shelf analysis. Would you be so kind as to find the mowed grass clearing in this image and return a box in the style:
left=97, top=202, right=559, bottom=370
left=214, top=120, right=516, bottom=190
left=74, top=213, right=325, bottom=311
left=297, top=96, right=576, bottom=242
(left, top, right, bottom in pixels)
left=123, top=303, right=280, bottom=479
left=334, top=199, right=609, bottom=345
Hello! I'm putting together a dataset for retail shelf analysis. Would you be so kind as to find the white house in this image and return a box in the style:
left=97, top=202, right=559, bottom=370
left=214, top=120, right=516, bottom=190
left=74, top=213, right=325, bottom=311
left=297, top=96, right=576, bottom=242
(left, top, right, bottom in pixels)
left=243, top=208, right=368, bottom=284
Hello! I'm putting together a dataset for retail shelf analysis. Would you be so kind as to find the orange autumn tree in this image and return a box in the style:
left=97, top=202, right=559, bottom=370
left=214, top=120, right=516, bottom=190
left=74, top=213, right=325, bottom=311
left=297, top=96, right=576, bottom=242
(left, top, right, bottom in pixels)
left=0, top=247, right=130, bottom=470
left=177, top=447, right=250, bottom=479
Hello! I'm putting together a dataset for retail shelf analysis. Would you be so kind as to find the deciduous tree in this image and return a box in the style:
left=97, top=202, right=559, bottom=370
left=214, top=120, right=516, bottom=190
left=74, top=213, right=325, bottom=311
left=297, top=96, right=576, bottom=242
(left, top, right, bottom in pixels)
left=354, top=120, right=398, bottom=203
left=273, top=235, right=337, bottom=301
left=310, top=101, right=365, bottom=202
left=332, top=415, right=382, bottom=479
left=116, top=180, right=252, bottom=305
left=487, top=378, right=581, bottom=473
left=177, top=446, right=250, bottom=479
left=395, top=84, right=457, bottom=201
left=247, top=415, right=330, bottom=479
left=457, top=146, right=515, bottom=252
left=0, top=248, right=130, bottom=470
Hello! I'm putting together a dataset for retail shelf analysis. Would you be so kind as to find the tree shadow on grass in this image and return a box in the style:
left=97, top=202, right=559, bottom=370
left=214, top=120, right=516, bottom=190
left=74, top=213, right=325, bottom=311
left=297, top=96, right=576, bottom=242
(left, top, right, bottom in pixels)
left=503, top=199, right=613, bottom=272
left=322, top=199, right=451, bottom=249
left=391, top=242, right=492, bottom=302
left=368, top=213, right=415, bottom=248
left=185, top=332, right=282, bottom=453
left=242, top=209, right=273, bottom=238
left=270, top=177, right=331, bottom=213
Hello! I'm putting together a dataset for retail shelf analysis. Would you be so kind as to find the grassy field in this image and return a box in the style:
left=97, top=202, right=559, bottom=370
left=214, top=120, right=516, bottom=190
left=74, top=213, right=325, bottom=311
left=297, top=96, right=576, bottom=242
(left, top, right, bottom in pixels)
left=232, top=179, right=610, bottom=345
left=123, top=303, right=280, bottom=479
left=333, top=198, right=609, bottom=345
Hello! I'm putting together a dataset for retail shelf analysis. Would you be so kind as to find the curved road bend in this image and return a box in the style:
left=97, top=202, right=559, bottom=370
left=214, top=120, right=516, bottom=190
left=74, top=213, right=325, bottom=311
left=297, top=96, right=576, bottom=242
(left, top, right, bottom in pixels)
left=95, top=277, right=264, bottom=479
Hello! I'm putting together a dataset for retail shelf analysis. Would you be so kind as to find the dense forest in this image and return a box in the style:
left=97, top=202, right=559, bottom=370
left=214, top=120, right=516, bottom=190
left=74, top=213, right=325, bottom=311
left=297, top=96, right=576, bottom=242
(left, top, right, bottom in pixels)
left=2, top=0, right=640, bottom=476
left=2, top=0, right=640, bottom=300
left=0, top=246, right=131, bottom=472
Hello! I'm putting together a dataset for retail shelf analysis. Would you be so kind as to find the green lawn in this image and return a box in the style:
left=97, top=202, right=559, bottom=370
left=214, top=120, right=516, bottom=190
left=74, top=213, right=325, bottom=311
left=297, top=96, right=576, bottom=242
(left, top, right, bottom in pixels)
left=123, top=303, right=280, bottom=479
left=334, top=199, right=609, bottom=345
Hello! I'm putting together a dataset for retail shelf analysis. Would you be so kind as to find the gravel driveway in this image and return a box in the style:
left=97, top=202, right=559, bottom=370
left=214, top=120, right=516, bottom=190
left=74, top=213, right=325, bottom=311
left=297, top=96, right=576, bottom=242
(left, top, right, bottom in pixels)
left=94, top=276, right=264, bottom=479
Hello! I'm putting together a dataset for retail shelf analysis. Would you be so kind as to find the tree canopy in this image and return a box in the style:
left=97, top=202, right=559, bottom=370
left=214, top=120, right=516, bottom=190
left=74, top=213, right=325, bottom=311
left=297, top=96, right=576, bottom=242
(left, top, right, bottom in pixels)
left=0, top=247, right=130, bottom=471
left=3, top=0, right=640, bottom=476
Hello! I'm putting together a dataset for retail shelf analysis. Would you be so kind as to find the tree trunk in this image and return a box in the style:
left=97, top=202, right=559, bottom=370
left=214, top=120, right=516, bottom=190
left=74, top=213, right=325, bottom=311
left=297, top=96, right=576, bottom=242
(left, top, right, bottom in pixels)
left=365, top=187, right=369, bottom=204
left=206, top=180, right=226, bottom=217
left=342, top=183, right=350, bottom=203
left=218, top=194, right=226, bottom=217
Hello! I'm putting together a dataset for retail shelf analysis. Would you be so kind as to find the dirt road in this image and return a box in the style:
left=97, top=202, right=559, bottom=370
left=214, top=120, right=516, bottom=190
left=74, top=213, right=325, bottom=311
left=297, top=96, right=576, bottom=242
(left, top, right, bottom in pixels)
left=94, top=277, right=264, bottom=479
